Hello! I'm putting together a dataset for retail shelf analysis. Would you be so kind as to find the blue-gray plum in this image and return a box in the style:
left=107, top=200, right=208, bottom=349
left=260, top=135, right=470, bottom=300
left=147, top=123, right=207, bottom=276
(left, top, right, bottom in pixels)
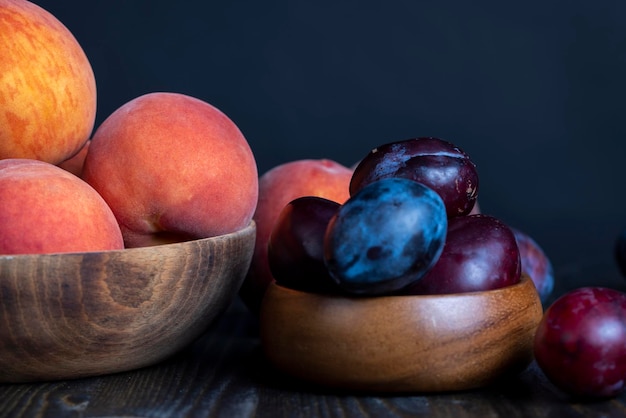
left=350, top=137, right=479, bottom=218
left=403, top=214, right=521, bottom=295
left=323, top=178, right=447, bottom=295
left=511, top=227, right=554, bottom=303
left=267, top=196, right=342, bottom=294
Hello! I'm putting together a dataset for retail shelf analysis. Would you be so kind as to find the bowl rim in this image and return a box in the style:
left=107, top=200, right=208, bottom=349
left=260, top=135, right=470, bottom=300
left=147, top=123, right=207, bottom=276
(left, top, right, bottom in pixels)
left=0, top=221, right=256, bottom=259
left=260, top=272, right=543, bottom=393
left=267, top=272, right=537, bottom=301
left=0, top=221, right=256, bottom=383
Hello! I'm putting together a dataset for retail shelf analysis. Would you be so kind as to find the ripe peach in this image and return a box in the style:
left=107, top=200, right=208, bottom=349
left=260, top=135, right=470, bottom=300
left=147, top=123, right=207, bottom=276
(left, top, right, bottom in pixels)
left=0, top=0, right=96, bottom=164
left=82, top=92, right=258, bottom=248
left=0, top=159, right=123, bottom=255
left=58, top=140, right=90, bottom=177
left=239, top=159, right=353, bottom=314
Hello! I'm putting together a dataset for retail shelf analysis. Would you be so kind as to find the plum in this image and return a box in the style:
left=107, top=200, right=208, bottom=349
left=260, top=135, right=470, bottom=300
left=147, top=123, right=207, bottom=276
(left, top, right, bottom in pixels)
left=350, top=137, right=479, bottom=218
left=324, top=178, right=447, bottom=295
left=403, top=214, right=521, bottom=295
left=512, top=227, right=554, bottom=303
left=267, top=196, right=342, bottom=294
left=534, top=287, right=626, bottom=398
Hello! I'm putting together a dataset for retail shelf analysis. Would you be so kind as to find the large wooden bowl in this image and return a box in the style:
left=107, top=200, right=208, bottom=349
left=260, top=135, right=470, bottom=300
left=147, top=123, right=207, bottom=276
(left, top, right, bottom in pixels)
left=0, top=222, right=255, bottom=383
left=260, top=274, right=543, bottom=393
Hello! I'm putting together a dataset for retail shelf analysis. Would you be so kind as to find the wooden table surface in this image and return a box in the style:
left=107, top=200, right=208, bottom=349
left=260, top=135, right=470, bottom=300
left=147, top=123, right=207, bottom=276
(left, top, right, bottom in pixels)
left=2, top=259, right=626, bottom=418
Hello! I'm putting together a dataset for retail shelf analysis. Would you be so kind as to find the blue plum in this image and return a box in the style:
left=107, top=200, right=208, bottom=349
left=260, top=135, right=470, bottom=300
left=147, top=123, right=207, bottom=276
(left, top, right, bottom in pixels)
left=350, top=137, right=479, bottom=218
left=323, top=178, right=448, bottom=295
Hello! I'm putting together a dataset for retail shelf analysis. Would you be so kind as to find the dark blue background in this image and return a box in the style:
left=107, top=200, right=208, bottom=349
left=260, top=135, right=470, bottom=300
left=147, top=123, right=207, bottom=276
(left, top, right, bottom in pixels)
left=34, top=0, right=626, bottom=279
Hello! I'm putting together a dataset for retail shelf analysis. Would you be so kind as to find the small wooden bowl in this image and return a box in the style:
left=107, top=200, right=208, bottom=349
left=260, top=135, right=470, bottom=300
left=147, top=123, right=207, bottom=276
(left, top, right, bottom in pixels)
left=260, top=274, right=543, bottom=393
left=0, top=222, right=255, bottom=383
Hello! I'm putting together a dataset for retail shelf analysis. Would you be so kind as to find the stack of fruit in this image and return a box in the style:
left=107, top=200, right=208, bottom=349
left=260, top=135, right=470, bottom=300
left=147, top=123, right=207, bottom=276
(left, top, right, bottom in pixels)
left=4, top=0, right=626, bottom=401
left=243, top=137, right=554, bottom=304
left=248, top=137, right=626, bottom=399
left=268, top=137, right=522, bottom=297
left=0, top=0, right=259, bottom=255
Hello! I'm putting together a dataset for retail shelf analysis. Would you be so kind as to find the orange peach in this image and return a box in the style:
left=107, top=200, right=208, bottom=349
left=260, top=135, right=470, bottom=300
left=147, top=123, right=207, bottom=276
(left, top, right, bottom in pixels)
left=239, top=159, right=353, bottom=314
left=0, top=0, right=96, bottom=164
left=58, top=140, right=90, bottom=177
left=0, top=159, right=123, bottom=255
left=82, top=92, right=258, bottom=248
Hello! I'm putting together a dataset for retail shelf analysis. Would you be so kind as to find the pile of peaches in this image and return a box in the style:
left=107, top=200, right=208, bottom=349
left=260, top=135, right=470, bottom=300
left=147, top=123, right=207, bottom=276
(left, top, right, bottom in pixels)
left=0, top=0, right=258, bottom=255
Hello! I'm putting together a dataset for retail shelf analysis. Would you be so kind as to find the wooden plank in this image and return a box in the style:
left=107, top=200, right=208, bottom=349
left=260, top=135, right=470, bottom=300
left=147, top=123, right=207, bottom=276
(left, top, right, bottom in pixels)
left=2, top=264, right=626, bottom=417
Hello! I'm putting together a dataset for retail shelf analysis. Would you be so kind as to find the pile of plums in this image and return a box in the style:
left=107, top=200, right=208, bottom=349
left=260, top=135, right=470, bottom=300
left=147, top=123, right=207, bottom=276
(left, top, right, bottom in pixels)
left=267, top=137, right=548, bottom=298
left=267, top=136, right=626, bottom=401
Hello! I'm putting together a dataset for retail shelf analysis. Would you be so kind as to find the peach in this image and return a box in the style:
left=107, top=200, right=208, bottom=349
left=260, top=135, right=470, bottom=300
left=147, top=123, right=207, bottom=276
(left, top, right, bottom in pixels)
left=239, top=159, right=353, bottom=314
left=82, top=92, right=258, bottom=248
left=0, top=0, right=96, bottom=164
left=58, top=140, right=90, bottom=177
left=0, top=159, right=123, bottom=255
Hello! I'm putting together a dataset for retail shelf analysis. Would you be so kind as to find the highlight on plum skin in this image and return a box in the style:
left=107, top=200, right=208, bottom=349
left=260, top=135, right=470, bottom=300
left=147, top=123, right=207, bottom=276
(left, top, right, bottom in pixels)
left=534, top=287, right=626, bottom=399
left=349, top=137, right=479, bottom=218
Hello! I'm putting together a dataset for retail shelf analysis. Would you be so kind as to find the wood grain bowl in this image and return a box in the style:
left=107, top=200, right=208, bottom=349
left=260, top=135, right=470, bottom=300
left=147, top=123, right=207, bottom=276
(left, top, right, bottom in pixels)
left=0, top=222, right=255, bottom=383
left=260, top=274, right=544, bottom=393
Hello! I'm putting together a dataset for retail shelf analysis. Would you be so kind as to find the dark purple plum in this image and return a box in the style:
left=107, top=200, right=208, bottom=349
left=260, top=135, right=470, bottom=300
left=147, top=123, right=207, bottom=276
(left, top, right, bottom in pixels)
left=534, top=287, right=626, bottom=399
left=267, top=196, right=342, bottom=294
left=403, top=214, right=521, bottom=295
left=511, top=227, right=554, bottom=303
left=324, top=178, right=447, bottom=295
left=350, top=137, right=479, bottom=218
